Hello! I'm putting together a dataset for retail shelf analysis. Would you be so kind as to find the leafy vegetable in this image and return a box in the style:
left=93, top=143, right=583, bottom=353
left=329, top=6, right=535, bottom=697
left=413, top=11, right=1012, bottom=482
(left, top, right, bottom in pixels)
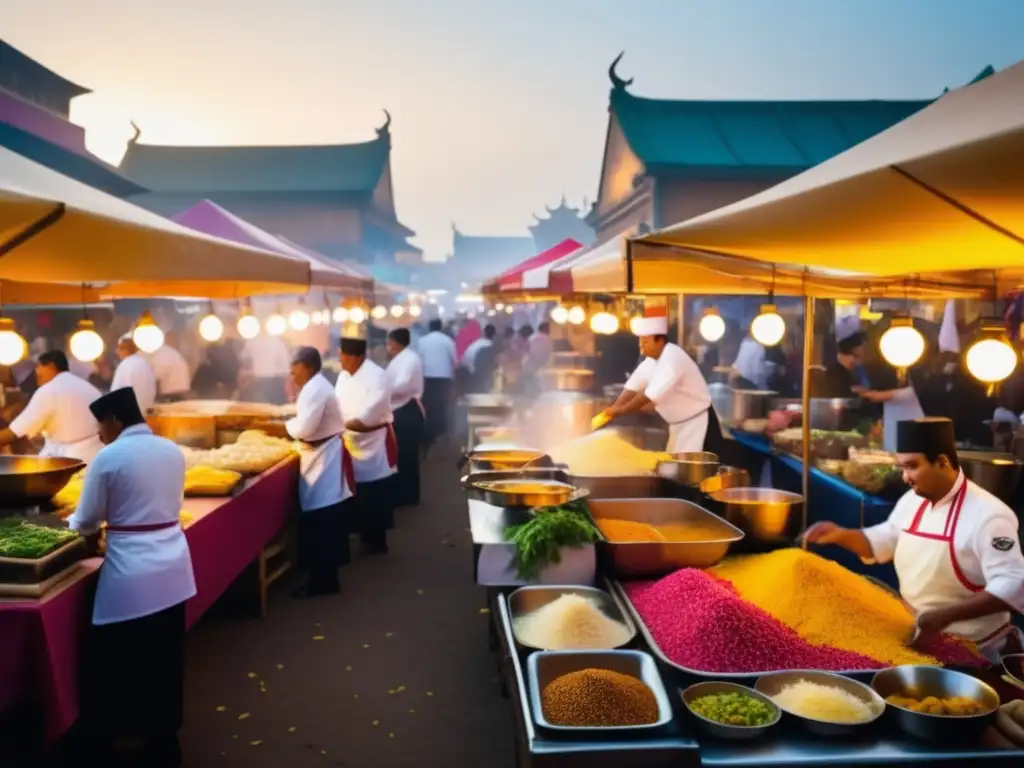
left=503, top=501, right=598, bottom=580
left=0, top=521, right=80, bottom=559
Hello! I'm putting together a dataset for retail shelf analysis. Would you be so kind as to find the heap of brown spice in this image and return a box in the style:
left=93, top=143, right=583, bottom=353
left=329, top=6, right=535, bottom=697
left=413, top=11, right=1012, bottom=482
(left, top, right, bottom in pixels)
left=540, top=668, right=659, bottom=727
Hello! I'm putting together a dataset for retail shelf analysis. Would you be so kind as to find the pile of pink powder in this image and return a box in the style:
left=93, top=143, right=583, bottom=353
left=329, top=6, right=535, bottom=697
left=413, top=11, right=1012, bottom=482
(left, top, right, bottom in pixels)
left=624, top=569, right=882, bottom=673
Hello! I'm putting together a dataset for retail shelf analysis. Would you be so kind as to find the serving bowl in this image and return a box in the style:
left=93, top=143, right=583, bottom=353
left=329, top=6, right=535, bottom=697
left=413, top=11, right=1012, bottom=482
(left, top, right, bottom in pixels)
left=681, top=680, right=781, bottom=741
left=755, top=670, right=885, bottom=736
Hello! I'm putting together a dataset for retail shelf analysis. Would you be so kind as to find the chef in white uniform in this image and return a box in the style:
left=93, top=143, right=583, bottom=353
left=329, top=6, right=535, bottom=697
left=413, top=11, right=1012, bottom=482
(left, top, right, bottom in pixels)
left=0, top=350, right=104, bottom=463
left=386, top=328, right=426, bottom=506
left=285, top=347, right=354, bottom=597
left=335, top=336, right=397, bottom=554
left=68, top=387, right=195, bottom=765
left=148, top=331, right=192, bottom=402
left=111, top=336, right=157, bottom=413
left=600, top=310, right=722, bottom=454
left=804, top=417, right=1024, bottom=660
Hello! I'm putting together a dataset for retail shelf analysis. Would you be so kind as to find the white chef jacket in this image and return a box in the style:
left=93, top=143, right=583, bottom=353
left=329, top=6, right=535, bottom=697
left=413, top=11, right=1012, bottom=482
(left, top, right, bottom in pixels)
left=881, top=387, right=925, bottom=452
left=9, top=372, right=104, bottom=463
left=417, top=331, right=457, bottom=379
left=242, top=335, right=291, bottom=379
left=110, top=353, right=157, bottom=413
left=624, top=357, right=657, bottom=392
left=864, top=473, right=1024, bottom=633
left=149, top=344, right=192, bottom=397
left=68, top=424, right=196, bottom=625
left=387, top=347, right=425, bottom=410
left=286, top=372, right=352, bottom=511
left=335, top=360, right=396, bottom=483
left=644, top=343, right=712, bottom=425
left=461, top=338, right=493, bottom=374
left=732, top=338, right=768, bottom=390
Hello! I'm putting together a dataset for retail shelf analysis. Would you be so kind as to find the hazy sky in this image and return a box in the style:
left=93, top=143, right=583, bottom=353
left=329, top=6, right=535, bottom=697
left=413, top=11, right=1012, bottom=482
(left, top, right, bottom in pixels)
left=5, top=1, right=1024, bottom=261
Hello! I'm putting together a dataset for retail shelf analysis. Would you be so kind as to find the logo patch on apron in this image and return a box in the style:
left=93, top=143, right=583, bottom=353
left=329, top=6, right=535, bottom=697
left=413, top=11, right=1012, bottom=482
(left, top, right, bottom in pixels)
left=992, top=537, right=1015, bottom=552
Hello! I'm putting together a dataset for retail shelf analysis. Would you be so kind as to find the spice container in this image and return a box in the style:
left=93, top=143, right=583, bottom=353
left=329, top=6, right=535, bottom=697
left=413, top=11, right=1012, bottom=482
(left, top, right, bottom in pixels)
left=681, top=681, right=781, bottom=740
left=528, top=649, right=673, bottom=734
left=509, top=585, right=636, bottom=651
left=755, top=670, right=885, bottom=736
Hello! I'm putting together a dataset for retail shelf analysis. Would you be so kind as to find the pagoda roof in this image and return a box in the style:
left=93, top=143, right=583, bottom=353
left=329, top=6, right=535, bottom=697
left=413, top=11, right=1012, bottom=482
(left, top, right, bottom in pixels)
left=0, top=40, right=91, bottom=99
left=451, top=227, right=536, bottom=264
left=120, top=114, right=393, bottom=195
left=606, top=53, right=932, bottom=175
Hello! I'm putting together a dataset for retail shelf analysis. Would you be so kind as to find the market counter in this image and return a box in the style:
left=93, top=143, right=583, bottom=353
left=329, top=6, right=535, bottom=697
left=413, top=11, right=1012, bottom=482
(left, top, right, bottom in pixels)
left=0, top=455, right=298, bottom=746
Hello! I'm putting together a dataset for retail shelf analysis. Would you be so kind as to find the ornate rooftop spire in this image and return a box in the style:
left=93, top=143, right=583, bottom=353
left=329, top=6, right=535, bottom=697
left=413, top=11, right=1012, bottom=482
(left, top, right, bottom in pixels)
left=128, top=120, right=141, bottom=144
left=609, top=51, right=633, bottom=91
left=376, top=109, right=392, bottom=138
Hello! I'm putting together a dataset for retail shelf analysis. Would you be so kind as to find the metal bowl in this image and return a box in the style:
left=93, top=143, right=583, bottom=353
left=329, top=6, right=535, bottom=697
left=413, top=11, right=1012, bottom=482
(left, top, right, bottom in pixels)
left=755, top=670, right=885, bottom=736
left=707, top=487, right=803, bottom=542
left=681, top=681, right=781, bottom=741
left=871, top=665, right=1000, bottom=742
left=508, top=584, right=636, bottom=651
left=656, top=451, right=720, bottom=487
left=461, top=449, right=548, bottom=473
left=698, top=467, right=751, bottom=496
left=0, top=456, right=86, bottom=506
left=471, top=478, right=579, bottom=508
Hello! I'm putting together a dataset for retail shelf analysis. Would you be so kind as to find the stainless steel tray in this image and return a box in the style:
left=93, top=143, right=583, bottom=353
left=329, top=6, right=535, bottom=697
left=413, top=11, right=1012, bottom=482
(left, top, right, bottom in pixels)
left=527, top=649, right=674, bottom=734
left=590, top=498, right=743, bottom=576
left=508, top=584, right=637, bottom=651
left=607, top=579, right=877, bottom=684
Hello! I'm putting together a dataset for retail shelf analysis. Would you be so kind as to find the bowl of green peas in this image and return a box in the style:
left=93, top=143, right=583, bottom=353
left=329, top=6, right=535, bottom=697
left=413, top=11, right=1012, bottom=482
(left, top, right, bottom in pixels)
left=681, top=681, right=781, bottom=740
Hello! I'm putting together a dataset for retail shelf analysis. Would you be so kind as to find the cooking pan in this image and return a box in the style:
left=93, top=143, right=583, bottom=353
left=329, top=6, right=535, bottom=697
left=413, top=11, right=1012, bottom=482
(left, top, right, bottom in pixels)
left=0, top=456, right=85, bottom=506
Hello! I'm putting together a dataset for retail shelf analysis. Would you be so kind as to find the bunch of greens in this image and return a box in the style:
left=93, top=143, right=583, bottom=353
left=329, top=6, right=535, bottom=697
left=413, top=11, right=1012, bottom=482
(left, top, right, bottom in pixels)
left=503, top=499, right=598, bottom=580
left=0, top=521, right=80, bottom=559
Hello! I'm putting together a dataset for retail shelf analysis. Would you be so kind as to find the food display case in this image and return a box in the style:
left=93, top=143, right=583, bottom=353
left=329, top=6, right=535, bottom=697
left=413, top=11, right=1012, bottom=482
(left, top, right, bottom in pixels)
left=148, top=399, right=294, bottom=448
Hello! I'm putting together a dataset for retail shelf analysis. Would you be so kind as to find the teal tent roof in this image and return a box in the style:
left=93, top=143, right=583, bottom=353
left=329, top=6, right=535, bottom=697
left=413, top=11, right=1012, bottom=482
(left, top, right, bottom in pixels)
left=610, top=88, right=931, bottom=174
left=120, top=132, right=390, bottom=194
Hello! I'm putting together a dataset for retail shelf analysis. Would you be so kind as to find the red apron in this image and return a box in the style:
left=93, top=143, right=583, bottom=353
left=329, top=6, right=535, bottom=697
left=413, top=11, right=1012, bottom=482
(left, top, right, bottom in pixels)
left=385, top=424, right=398, bottom=469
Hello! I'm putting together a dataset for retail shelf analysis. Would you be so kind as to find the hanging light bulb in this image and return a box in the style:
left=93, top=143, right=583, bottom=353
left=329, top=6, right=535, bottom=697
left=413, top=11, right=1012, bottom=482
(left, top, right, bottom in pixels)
left=132, top=311, right=165, bottom=353
left=0, top=317, right=27, bottom=366
left=237, top=310, right=261, bottom=340
left=550, top=306, right=569, bottom=325
left=505, top=305, right=514, bottom=315
left=879, top=315, right=925, bottom=369
left=333, top=306, right=349, bottom=323
left=198, top=313, right=224, bottom=342
left=311, top=310, right=323, bottom=326
left=349, top=306, right=367, bottom=324
left=750, top=304, right=785, bottom=347
left=289, top=306, right=310, bottom=331
left=699, top=308, right=726, bottom=343
left=486, top=309, right=496, bottom=317
left=567, top=306, right=586, bottom=325
left=409, top=305, right=422, bottom=318
left=390, top=305, right=405, bottom=318
left=629, top=315, right=644, bottom=335
left=965, top=320, right=1018, bottom=386
left=371, top=305, right=388, bottom=320
left=589, top=311, right=620, bottom=335
left=266, top=310, right=287, bottom=336
left=495, top=303, right=505, bottom=311
left=69, top=319, right=105, bottom=363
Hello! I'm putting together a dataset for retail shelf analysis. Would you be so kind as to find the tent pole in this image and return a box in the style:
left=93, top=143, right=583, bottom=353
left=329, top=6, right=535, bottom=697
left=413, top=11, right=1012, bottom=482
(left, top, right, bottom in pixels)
left=801, top=295, right=815, bottom=530
left=676, top=294, right=685, bottom=348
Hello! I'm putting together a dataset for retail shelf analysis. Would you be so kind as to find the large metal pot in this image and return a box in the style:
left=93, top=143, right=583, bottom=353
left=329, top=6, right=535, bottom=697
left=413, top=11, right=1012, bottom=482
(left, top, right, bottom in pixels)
left=656, top=452, right=720, bottom=487
left=538, top=368, right=595, bottom=392
left=707, top=487, right=803, bottom=542
left=959, top=450, right=1022, bottom=503
left=728, top=389, right=777, bottom=427
left=0, top=456, right=85, bottom=507
left=771, top=397, right=861, bottom=430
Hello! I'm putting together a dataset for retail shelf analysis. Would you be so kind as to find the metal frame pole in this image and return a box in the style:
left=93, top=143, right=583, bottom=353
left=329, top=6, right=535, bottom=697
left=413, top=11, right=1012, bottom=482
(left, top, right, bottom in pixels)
left=801, top=296, right=815, bottom=529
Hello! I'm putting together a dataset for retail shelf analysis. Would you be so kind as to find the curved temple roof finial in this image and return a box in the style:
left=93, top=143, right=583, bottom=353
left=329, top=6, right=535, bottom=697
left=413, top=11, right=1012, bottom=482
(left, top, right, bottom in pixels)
left=376, top=109, right=392, bottom=137
left=129, top=120, right=141, bottom=144
left=609, top=51, right=633, bottom=91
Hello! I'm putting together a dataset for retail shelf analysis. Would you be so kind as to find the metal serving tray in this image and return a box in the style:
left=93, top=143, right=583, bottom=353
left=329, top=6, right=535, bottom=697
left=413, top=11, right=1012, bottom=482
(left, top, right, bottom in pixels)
left=527, top=649, right=674, bottom=734
left=508, top=584, right=637, bottom=651
left=590, top=498, right=744, bottom=576
left=607, top=579, right=878, bottom=685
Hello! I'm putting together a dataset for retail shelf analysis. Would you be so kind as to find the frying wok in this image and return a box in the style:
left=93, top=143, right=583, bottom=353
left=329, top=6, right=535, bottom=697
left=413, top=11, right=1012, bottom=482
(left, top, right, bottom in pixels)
left=0, top=456, right=84, bottom=506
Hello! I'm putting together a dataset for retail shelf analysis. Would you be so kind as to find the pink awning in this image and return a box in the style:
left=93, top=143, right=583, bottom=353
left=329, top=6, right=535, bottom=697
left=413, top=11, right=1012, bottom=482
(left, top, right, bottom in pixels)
left=492, top=238, right=582, bottom=292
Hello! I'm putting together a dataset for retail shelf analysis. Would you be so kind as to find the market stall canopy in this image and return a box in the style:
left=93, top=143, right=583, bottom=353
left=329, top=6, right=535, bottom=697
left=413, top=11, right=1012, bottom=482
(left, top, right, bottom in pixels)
left=485, top=238, right=582, bottom=294
left=172, top=200, right=364, bottom=292
left=276, top=235, right=374, bottom=295
left=630, top=58, right=1024, bottom=291
left=0, top=147, right=310, bottom=298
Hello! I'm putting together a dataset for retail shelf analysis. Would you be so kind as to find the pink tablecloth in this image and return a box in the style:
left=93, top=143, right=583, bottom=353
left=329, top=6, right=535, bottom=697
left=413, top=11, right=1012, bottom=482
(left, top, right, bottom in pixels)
left=0, top=457, right=297, bottom=745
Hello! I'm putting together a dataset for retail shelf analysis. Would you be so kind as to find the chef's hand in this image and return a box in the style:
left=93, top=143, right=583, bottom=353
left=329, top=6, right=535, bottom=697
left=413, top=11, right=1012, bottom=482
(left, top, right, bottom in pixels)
left=801, top=521, right=848, bottom=547
left=859, top=390, right=884, bottom=403
left=915, top=608, right=952, bottom=635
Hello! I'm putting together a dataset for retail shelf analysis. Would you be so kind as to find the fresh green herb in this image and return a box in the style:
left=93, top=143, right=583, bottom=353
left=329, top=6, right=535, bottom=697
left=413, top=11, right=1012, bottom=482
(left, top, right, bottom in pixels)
left=0, top=521, right=79, bottom=559
left=503, top=503, right=598, bottom=580
left=690, top=692, right=777, bottom=726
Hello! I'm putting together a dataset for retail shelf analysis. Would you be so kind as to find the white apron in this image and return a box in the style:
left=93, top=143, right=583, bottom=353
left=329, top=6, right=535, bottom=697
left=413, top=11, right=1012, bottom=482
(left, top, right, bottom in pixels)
left=294, top=435, right=353, bottom=512
left=894, top=481, right=1014, bottom=656
left=666, top=410, right=709, bottom=453
left=40, top=434, right=104, bottom=465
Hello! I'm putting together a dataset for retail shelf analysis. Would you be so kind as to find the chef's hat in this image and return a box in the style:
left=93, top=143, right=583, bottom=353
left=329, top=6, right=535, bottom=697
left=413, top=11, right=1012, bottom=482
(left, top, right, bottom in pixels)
left=938, top=299, right=960, bottom=353
left=834, top=312, right=862, bottom=342
left=631, top=306, right=668, bottom=337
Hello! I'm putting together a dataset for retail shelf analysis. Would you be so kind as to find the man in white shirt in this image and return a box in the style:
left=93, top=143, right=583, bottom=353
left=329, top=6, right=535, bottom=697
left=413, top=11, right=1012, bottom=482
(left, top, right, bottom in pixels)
left=111, top=337, right=158, bottom=413
left=0, top=350, right=104, bottom=462
left=527, top=321, right=553, bottom=371
left=730, top=334, right=769, bottom=391
left=286, top=347, right=353, bottom=597
left=241, top=333, right=292, bottom=404
left=461, top=324, right=495, bottom=375
left=149, top=331, right=193, bottom=403
left=335, top=336, right=397, bottom=554
left=804, top=418, right=1024, bottom=659
left=69, top=387, right=195, bottom=765
left=416, top=319, right=457, bottom=448
left=386, top=328, right=426, bottom=506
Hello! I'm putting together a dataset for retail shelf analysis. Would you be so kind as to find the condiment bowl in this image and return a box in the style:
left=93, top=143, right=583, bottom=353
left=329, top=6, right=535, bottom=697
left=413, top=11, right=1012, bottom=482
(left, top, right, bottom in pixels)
left=527, top=649, right=674, bottom=734
left=871, top=665, right=999, bottom=742
left=681, top=681, right=781, bottom=741
left=508, top=584, right=637, bottom=651
left=755, top=670, right=885, bottom=736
